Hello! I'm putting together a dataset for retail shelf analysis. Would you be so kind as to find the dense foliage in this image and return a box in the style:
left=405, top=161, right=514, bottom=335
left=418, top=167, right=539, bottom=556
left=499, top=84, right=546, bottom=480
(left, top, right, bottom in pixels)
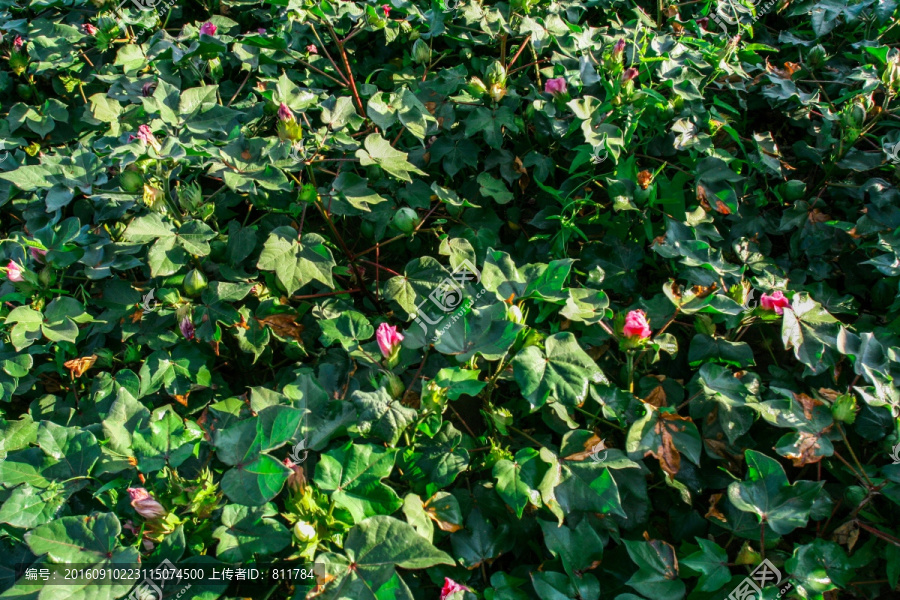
left=2, top=0, right=900, bottom=598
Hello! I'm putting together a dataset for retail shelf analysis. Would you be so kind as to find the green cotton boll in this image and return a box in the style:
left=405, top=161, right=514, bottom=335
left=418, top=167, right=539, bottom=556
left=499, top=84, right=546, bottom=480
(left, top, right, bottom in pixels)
left=183, top=269, right=208, bottom=297
left=832, top=394, right=857, bottom=424
left=119, top=169, right=144, bottom=193
left=298, top=183, right=317, bottom=203
left=392, top=207, right=420, bottom=233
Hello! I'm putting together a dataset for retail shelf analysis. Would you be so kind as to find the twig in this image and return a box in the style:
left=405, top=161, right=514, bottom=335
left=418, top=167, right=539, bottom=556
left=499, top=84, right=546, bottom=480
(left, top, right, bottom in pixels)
left=227, top=71, right=252, bottom=106
left=295, top=58, right=350, bottom=88
left=506, top=34, right=532, bottom=70
left=308, top=24, right=349, bottom=85
left=292, top=288, right=360, bottom=301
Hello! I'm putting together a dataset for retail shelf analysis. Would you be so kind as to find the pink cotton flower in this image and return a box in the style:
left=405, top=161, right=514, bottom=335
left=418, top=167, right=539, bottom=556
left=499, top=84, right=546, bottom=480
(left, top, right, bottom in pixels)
left=257, top=28, right=266, bottom=35
left=621, top=67, right=639, bottom=82
left=440, top=578, right=471, bottom=600
left=127, top=488, right=166, bottom=519
left=13, top=36, right=23, bottom=51
left=277, top=102, right=294, bottom=122
left=6, top=261, right=24, bottom=282
left=760, top=291, right=791, bottom=315
left=544, top=77, right=567, bottom=97
left=376, top=322, right=403, bottom=358
left=82, top=24, right=98, bottom=36
left=136, top=124, right=155, bottom=144
left=284, top=458, right=306, bottom=493
left=199, top=22, right=217, bottom=36
left=180, top=316, right=195, bottom=340
left=306, top=44, right=317, bottom=54
left=29, top=247, right=47, bottom=262
left=382, top=4, right=391, bottom=17
left=623, top=309, right=651, bottom=339
left=612, top=38, right=626, bottom=59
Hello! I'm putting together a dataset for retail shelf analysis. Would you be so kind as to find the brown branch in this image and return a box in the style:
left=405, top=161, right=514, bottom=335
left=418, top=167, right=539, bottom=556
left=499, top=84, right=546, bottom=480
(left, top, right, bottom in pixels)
left=292, top=288, right=361, bottom=301
left=506, top=34, right=532, bottom=70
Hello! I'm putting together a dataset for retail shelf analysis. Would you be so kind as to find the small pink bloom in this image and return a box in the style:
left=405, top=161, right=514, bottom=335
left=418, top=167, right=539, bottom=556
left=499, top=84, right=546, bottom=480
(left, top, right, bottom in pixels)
left=440, top=578, right=471, bottom=600
left=612, top=38, right=626, bottom=58
left=623, top=310, right=651, bottom=339
left=82, top=23, right=99, bottom=35
left=760, top=291, right=791, bottom=315
left=257, top=28, right=266, bottom=35
left=382, top=4, right=391, bottom=17
left=29, top=247, right=47, bottom=262
left=306, top=44, right=317, bottom=54
left=284, top=458, right=306, bottom=493
left=180, top=316, right=195, bottom=340
left=621, top=67, right=639, bottom=82
left=13, top=36, right=23, bottom=51
left=544, top=77, right=567, bottom=97
left=199, top=22, right=217, bottom=36
left=376, top=322, right=403, bottom=358
left=277, top=102, right=294, bottom=122
left=136, top=124, right=155, bottom=144
left=6, top=261, right=24, bottom=282
left=127, top=488, right=167, bottom=519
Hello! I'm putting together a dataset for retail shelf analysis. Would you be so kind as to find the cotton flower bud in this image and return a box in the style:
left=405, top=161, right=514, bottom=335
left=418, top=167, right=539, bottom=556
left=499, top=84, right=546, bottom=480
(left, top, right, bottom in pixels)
left=485, top=61, right=507, bottom=88
left=468, top=77, right=488, bottom=97
left=127, top=488, right=167, bottom=520
left=412, top=39, right=431, bottom=65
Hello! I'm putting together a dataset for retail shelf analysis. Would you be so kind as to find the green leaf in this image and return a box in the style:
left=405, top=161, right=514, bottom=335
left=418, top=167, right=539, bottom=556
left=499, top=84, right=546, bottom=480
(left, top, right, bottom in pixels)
left=314, top=442, right=401, bottom=522
left=213, top=504, right=291, bottom=562
left=688, top=334, right=755, bottom=368
left=624, top=539, right=686, bottom=600
left=320, top=311, right=374, bottom=350
left=356, top=134, right=426, bottom=182
left=351, top=387, right=417, bottom=446
left=512, top=333, right=609, bottom=410
left=257, top=228, right=336, bottom=294
left=781, top=292, right=840, bottom=374
left=493, top=448, right=543, bottom=518
left=681, top=538, right=731, bottom=592
left=314, top=516, right=453, bottom=599
left=727, top=450, right=825, bottom=535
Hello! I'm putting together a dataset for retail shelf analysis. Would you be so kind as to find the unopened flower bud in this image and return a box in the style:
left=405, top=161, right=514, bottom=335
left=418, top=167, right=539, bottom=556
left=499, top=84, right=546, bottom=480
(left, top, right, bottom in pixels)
left=127, top=488, right=167, bottom=519
left=412, top=39, right=431, bottom=64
